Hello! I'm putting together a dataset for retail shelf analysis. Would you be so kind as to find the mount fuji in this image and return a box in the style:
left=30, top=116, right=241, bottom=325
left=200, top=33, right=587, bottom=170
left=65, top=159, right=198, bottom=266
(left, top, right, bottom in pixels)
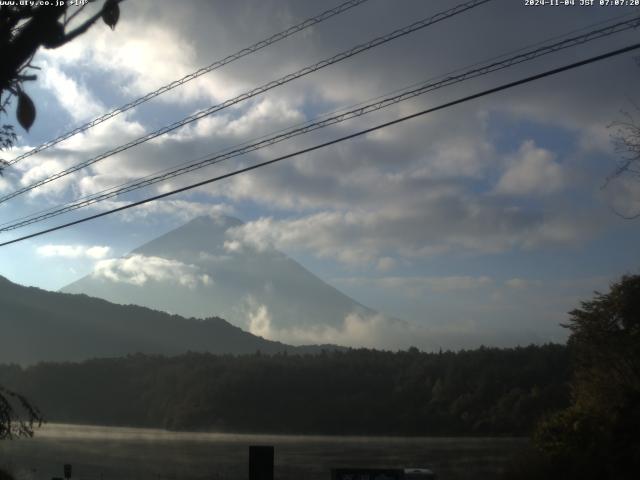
left=62, top=215, right=377, bottom=343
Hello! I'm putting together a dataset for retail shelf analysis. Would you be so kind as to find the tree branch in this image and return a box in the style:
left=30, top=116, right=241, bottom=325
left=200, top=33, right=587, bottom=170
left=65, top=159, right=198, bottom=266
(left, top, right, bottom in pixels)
left=61, top=0, right=124, bottom=44
left=63, top=3, right=89, bottom=28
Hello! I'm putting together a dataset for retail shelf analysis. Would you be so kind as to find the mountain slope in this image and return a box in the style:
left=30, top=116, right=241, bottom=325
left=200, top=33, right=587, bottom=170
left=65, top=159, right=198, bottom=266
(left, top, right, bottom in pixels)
left=62, top=215, right=374, bottom=336
left=0, top=275, right=303, bottom=365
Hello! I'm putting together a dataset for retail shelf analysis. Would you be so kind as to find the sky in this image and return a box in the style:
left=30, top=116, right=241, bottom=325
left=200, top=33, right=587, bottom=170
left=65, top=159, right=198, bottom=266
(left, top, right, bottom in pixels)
left=1, top=0, right=640, bottom=349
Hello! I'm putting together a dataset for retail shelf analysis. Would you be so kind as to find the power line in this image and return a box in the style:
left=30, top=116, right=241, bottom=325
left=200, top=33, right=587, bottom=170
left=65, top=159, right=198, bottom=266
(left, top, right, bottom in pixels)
left=0, top=0, right=492, bottom=205
left=5, top=7, right=637, bottom=232
left=1, top=41, right=638, bottom=248
left=1, top=14, right=637, bottom=232
left=5, top=0, right=372, bottom=167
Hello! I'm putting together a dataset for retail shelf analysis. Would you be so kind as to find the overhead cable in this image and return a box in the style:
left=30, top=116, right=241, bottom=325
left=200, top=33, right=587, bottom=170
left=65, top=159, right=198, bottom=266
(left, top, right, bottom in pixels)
left=5, top=0, right=372, bottom=166
left=0, top=0, right=492, bottom=204
left=2, top=14, right=638, bottom=232
left=1, top=41, right=638, bottom=247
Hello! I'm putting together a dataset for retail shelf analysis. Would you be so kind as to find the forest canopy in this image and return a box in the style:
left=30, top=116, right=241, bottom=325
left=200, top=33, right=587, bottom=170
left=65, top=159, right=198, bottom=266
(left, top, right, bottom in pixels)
left=0, top=344, right=570, bottom=436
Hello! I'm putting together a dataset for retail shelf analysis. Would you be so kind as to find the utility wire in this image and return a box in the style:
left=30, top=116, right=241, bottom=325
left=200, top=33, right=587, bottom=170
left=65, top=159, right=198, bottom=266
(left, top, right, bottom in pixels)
left=1, top=41, right=638, bottom=248
left=0, top=0, right=492, bottom=205
left=6, top=6, right=637, bottom=231
left=5, top=0, right=372, bottom=167
left=11, top=6, right=636, bottom=233
left=2, top=14, right=638, bottom=232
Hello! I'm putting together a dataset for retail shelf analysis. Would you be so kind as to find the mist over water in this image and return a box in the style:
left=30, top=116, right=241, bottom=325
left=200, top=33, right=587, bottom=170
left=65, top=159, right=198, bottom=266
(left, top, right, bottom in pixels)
left=0, top=424, right=528, bottom=480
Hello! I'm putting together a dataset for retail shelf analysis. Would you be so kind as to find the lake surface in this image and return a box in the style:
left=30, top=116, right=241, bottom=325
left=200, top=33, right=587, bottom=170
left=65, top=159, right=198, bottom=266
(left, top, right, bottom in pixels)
left=0, top=424, right=529, bottom=480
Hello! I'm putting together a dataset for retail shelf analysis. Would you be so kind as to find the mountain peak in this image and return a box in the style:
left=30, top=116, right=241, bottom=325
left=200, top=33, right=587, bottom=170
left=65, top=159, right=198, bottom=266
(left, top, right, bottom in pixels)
left=185, top=214, right=244, bottom=230
left=63, top=215, right=374, bottom=343
left=132, top=214, right=244, bottom=257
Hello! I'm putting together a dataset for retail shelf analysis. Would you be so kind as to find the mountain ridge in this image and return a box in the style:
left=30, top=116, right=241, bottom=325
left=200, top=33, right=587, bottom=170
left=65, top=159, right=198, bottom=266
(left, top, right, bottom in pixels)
left=0, top=274, right=341, bottom=365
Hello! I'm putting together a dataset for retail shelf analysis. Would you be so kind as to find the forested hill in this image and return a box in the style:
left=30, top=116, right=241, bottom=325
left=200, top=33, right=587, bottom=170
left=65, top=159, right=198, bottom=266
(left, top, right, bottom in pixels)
left=0, top=345, right=570, bottom=436
left=0, top=275, right=326, bottom=364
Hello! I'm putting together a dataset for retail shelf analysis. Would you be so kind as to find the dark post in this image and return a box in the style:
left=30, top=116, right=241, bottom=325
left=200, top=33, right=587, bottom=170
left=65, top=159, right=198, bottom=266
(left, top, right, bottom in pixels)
left=63, top=465, right=72, bottom=480
left=249, top=445, right=274, bottom=480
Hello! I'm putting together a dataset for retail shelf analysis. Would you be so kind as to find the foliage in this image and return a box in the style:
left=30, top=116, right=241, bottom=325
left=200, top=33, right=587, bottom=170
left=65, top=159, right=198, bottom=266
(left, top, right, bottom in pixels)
left=0, top=384, right=42, bottom=439
left=610, top=108, right=640, bottom=181
left=608, top=105, right=640, bottom=218
left=0, top=468, right=13, bottom=480
left=0, top=0, right=122, bottom=172
left=533, top=274, right=640, bottom=479
left=0, top=0, right=122, bottom=435
left=0, top=344, right=570, bottom=436
left=0, top=125, right=15, bottom=175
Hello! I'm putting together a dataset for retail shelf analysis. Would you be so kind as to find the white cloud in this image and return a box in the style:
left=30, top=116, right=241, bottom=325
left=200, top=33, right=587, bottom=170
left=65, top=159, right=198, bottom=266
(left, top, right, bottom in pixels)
left=223, top=239, right=243, bottom=253
left=225, top=213, right=379, bottom=265
left=200, top=97, right=303, bottom=139
left=429, top=275, right=492, bottom=292
left=521, top=214, right=591, bottom=249
left=376, top=257, right=396, bottom=272
left=224, top=200, right=592, bottom=267
left=602, top=174, right=640, bottom=219
left=39, top=61, right=105, bottom=122
left=0, top=176, right=10, bottom=193
left=247, top=303, right=273, bottom=339
left=495, top=141, right=565, bottom=196
left=85, top=246, right=112, bottom=259
left=92, top=254, right=210, bottom=288
left=6, top=110, right=146, bottom=205
left=276, top=312, right=418, bottom=349
left=505, top=278, right=529, bottom=289
left=19, top=158, right=66, bottom=187
left=422, top=136, right=494, bottom=179
left=13, top=1, right=615, bottom=259
left=241, top=304, right=536, bottom=351
left=36, top=244, right=111, bottom=259
left=338, top=275, right=493, bottom=295
left=57, top=112, right=146, bottom=155
left=79, top=199, right=234, bottom=226
left=243, top=301, right=427, bottom=349
left=39, top=10, right=235, bottom=106
left=117, top=200, right=232, bottom=223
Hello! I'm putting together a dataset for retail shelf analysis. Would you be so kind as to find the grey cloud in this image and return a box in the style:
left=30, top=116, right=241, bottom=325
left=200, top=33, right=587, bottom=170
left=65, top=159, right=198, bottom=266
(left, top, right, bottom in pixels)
left=224, top=186, right=596, bottom=267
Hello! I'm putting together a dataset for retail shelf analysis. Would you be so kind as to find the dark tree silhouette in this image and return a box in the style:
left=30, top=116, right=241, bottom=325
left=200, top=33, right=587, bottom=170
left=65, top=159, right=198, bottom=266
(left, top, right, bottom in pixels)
left=0, top=0, right=122, bottom=440
left=0, top=385, right=42, bottom=439
left=534, top=274, right=640, bottom=480
left=0, top=0, right=122, bottom=173
left=607, top=104, right=640, bottom=219
left=610, top=109, right=640, bottom=181
left=0, top=345, right=570, bottom=436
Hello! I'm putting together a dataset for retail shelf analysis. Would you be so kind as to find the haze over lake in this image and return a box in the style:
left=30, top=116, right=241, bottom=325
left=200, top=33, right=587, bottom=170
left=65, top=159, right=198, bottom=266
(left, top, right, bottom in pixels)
left=0, top=424, right=528, bottom=480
